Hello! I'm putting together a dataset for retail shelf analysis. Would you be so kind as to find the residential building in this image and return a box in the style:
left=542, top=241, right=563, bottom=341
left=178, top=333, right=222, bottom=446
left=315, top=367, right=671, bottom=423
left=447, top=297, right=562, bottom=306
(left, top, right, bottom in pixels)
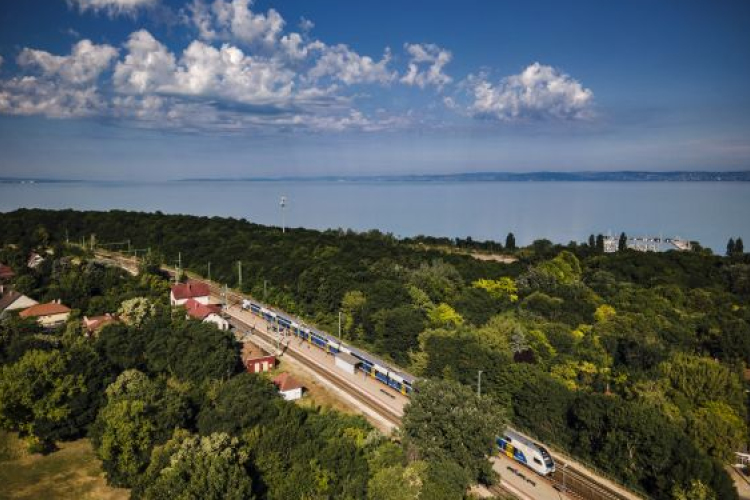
left=20, top=301, right=71, bottom=328
left=242, top=343, right=276, bottom=373
left=27, top=252, right=44, bottom=269
left=170, top=281, right=211, bottom=306
left=183, top=298, right=229, bottom=330
left=82, top=313, right=119, bottom=336
left=0, top=286, right=39, bottom=316
left=0, top=263, right=15, bottom=282
left=273, top=372, right=304, bottom=401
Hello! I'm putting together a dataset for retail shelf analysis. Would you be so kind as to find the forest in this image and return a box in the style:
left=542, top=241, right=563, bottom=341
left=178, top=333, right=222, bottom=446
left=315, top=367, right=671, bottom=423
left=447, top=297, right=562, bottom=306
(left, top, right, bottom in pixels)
left=1, top=208, right=749, bottom=499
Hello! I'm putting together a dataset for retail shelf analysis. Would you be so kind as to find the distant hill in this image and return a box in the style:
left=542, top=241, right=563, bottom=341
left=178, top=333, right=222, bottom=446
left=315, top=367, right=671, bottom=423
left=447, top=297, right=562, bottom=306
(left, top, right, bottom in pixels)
left=182, top=170, right=750, bottom=183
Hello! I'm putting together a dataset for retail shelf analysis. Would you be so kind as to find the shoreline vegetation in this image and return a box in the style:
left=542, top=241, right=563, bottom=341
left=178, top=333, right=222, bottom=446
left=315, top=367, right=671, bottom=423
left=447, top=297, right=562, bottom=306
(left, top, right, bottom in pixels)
left=1, top=170, right=750, bottom=184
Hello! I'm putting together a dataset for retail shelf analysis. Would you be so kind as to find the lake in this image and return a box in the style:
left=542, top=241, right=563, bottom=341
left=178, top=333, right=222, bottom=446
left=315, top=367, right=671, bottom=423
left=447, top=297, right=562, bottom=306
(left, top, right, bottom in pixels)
left=1, top=180, right=748, bottom=253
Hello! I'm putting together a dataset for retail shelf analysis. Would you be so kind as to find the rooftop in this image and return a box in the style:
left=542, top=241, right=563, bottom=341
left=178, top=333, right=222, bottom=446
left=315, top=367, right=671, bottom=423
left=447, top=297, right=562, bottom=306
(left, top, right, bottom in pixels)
left=171, top=281, right=211, bottom=300
left=273, top=372, right=304, bottom=393
left=20, top=301, right=71, bottom=318
left=183, top=298, right=221, bottom=320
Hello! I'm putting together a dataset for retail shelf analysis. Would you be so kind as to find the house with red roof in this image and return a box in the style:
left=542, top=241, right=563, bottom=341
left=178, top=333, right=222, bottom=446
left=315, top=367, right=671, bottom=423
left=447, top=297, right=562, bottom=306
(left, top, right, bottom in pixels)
left=20, top=300, right=71, bottom=328
left=272, top=372, right=304, bottom=401
left=243, top=343, right=276, bottom=374
left=183, top=298, right=229, bottom=330
left=82, top=313, right=119, bottom=336
left=170, top=281, right=211, bottom=306
left=0, top=263, right=15, bottom=282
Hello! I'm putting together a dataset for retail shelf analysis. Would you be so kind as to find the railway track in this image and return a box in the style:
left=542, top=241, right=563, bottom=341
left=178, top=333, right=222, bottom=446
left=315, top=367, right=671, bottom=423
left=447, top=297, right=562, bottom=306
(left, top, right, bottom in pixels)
left=228, top=313, right=403, bottom=429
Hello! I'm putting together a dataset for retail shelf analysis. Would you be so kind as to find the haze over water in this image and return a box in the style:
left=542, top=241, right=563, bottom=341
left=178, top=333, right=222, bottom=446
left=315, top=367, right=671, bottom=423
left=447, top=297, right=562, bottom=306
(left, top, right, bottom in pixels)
left=1, top=180, right=748, bottom=253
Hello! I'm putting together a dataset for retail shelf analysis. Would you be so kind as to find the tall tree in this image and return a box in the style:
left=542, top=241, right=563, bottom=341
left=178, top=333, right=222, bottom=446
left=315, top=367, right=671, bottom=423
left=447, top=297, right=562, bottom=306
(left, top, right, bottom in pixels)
left=727, top=238, right=736, bottom=256
left=618, top=232, right=628, bottom=252
left=588, top=234, right=596, bottom=248
left=505, top=232, right=516, bottom=251
left=596, top=234, right=605, bottom=253
left=736, top=237, right=744, bottom=255
left=403, top=378, right=506, bottom=483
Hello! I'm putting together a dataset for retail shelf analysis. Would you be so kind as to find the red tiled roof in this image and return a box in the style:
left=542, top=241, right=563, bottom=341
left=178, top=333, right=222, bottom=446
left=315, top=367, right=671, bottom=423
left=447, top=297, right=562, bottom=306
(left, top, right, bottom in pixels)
left=273, top=372, right=304, bottom=392
left=171, top=281, right=211, bottom=300
left=83, top=314, right=119, bottom=332
left=0, top=264, right=14, bottom=280
left=20, top=302, right=71, bottom=318
left=184, top=298, right=221, bottom=320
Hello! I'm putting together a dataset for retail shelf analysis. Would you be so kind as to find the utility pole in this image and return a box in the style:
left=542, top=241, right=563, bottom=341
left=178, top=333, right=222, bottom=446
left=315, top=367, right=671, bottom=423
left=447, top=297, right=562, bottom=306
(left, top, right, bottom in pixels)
left=264, top=280, right=268, bottom=300
left=65, top=229, right=69, bottom=246
left=280, top=196, right=287, bottom=233
left=237, top=261, right=242, bottom=289
left=176, top=252, right=182, bottom=285
left=338, top=311, right=343, bottom=346
left=207, top=261, right=211, bottom=282
left=477, top=370, right=483, bottom=397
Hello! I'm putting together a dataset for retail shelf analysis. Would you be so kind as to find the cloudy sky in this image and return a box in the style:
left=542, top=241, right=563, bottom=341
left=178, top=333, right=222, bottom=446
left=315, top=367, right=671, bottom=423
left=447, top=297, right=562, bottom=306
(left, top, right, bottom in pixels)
left=1, top=0, right=749, bottom=179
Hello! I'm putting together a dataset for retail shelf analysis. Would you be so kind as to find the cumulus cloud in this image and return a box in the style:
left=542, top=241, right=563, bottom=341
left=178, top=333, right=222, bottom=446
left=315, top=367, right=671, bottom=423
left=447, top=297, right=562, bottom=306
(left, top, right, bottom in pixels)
left=18, top=39, right=118, bottom=85
left=68, top=0, right=158, bottom=16
left=0, top=40, right=117, bottom=117
left=113, top=30, right=177, bottom=93
left=467, top=63, right=593, bottom=121
left=400, top=43, right=452, bottom=89
left=307, top=44, right=395, bottom=86
left=189, top=0, right=284, bottom=46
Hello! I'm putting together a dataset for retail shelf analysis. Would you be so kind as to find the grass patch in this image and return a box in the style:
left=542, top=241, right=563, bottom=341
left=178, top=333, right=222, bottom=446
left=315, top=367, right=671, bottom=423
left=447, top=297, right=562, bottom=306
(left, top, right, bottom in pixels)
left=0, top=431, right=129, bottom=500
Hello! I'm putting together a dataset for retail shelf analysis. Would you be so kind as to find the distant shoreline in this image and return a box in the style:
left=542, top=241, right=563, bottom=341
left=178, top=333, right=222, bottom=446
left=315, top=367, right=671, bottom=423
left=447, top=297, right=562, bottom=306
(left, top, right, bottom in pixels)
left=2, top=170, right=750, bottom=184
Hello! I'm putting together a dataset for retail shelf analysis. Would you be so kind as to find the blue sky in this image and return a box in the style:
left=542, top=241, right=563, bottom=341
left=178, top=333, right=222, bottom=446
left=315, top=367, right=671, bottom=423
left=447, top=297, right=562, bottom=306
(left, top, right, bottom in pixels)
left=0, top=0, right=749, bottom=180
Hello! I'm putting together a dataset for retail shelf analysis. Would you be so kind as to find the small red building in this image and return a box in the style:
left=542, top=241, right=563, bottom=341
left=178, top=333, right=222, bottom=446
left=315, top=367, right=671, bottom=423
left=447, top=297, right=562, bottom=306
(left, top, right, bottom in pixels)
left=243, top=343, right=276, bottom=374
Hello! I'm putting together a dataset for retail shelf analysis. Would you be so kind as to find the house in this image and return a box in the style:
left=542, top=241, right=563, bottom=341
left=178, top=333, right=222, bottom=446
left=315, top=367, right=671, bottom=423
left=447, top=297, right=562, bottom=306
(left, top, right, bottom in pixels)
left=183, top=298, right=229, bottom=330
left=0, top=263, right=15, bottom=282
left=0, top=286, right=39, bottom=316
left=272, top=372, right=304, bottom=401
left=27, top=252, right=45, bottom=269
left=82, top=313, right=119, bottom=336
left=20, top=300, right=71, bottom=328
left=170, top=281, right=211, bottom=306
left=242, top=343, right=276, bottom=374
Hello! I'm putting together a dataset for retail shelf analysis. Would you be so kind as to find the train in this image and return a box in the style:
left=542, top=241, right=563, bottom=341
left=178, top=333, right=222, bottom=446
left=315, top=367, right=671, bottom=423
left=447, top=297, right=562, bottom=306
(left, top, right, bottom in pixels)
left=241, top=299, right=415, bottom=395
left=497, top=430, right=556, bottom=475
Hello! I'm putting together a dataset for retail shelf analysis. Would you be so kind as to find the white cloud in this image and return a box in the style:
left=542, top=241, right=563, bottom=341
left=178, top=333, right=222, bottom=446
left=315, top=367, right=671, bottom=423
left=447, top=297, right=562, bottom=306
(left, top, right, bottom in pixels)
left=0, top=40, right=116, bottom=117
left=113, top=30, right=177, bottom=93
left=189, top=0, right=284, bottom=46
left=68, top=0, right=157, bottom=16
left=307, top=44, right=395, bottom=86
left=18, top=39, right=118, bottom=85
left=400, top=43, right=452, bottom=90
left=467, top=63, right=593, bottom=121
left=0, top=76, right=105, bottom=118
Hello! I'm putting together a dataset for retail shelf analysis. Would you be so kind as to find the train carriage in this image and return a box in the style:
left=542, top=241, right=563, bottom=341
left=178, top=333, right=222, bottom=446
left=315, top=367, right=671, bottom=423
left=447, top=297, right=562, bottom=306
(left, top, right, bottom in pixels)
left=497, top=430, right=555, bottom=476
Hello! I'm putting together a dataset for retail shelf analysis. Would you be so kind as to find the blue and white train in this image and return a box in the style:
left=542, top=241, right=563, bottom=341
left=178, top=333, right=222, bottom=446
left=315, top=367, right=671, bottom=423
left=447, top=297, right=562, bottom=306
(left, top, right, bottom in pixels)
left=497, top=430, right=555, bottom=475
left=242, top=299, right=415, bottom=395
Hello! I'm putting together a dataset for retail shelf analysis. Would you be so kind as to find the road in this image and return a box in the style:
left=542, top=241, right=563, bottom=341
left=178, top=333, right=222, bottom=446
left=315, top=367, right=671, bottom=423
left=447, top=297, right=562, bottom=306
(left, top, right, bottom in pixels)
left=94, top=248, right=645, bottom=500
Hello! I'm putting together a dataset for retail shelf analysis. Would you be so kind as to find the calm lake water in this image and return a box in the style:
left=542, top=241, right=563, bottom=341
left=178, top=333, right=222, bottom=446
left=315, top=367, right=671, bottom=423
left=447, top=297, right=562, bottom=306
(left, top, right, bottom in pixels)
left=1, top=180, right=748, bottom=253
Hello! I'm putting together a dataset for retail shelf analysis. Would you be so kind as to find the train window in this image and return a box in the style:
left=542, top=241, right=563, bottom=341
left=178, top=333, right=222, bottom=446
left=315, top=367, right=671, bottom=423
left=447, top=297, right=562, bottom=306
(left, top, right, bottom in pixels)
left=533, top=458, right=542, bottom=465
left=504, top=436, right=512, bottom=442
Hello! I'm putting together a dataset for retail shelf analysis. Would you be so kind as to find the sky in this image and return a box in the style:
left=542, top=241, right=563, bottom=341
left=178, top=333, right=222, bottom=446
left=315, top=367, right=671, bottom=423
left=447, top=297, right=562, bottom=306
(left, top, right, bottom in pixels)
left=0, top=0, right=749, bottom=180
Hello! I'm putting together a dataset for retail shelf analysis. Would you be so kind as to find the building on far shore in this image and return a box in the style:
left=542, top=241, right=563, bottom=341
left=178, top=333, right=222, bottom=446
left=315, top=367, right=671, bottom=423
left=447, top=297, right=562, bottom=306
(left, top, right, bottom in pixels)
left=20, top=300, right=71, bottom=328
left=273, top=372, right=304, bottom=401
left=183, top=298, right=229, bottom=330
left=170, top=281, right=211, bottom=306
